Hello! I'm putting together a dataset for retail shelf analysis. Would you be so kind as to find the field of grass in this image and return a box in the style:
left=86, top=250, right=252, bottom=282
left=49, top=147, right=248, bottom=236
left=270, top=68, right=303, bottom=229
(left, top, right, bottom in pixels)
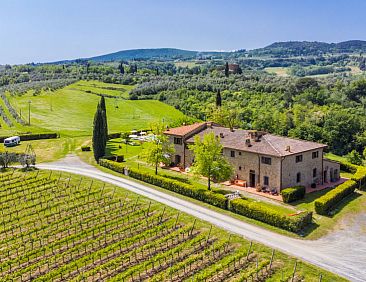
left=3, top=80, right=185, bottom=137
left=0, top=80, right=185, bottom=162
left=264, top=67, right=289, bottom=77
left=0, top=169, right=346, bottom=281
left=1, top=137, right=89, bottom=163
left=174, top=61, right=198, bottom=68
left=71, top=80, right=134, bottom=99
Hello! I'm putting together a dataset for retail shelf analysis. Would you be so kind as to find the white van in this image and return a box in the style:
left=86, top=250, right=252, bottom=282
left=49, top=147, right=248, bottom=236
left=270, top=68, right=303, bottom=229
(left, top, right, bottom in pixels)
left=4, top=136, right=20, bottom=147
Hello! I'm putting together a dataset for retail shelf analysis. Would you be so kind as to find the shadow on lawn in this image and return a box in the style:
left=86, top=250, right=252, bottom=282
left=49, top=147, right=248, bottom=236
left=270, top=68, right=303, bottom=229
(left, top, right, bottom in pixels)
left=325, top=191, right=363, bottom=218
left=289, top=189, right=363, bottom=236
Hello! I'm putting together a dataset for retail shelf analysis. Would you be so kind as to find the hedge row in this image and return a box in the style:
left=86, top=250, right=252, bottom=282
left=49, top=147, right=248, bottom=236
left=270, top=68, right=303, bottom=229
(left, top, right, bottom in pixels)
left=331, top=156, right=366, bottom=189
left=314, top=180, right=357, bottom=215
left=99, top=159, right=228, bottom=209
left=229, top=198, right=312, bottom=233
left=338, top=161, right=358, bottom=174
left=0, top=133, right=59, bottom=142
left=100, top=159, right=313, bottom=233
left=281, top=186, right=306, bottom=203
left=107, top=133, right=121, bottom=140
left=351, top=167, right=366, bottom=190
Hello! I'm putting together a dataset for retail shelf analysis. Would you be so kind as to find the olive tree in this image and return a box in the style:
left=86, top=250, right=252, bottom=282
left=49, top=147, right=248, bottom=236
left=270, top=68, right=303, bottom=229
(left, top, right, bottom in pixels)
left=189, top=132, right=233, bottom=190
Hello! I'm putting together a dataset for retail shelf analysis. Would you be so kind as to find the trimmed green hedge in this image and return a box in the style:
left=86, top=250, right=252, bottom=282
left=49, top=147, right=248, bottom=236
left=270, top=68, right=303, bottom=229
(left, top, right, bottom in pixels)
left=0, top=133, right=59, bottom=142
left=100, top=159, right=312, bottom=233
left=314, top=180, right=357, bottom=215
left=338, top=161, right=358, bottom=174
left=229, top=198, right=312, bottom=233
left=351, top=167, right=366, bottom=190
left=281, top=186, right=306, bottom=203
left=99, top=159, right=228, bottom=209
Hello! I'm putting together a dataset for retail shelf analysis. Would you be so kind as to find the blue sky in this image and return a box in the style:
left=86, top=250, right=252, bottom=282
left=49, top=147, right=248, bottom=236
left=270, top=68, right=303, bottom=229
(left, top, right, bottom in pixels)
left=1, top=0, right=366, bottom=64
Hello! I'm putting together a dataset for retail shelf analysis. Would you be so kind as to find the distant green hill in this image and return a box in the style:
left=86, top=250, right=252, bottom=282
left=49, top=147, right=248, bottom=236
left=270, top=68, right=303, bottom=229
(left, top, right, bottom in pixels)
left=249, top=40, right=366, bottom=57
left=51, top=40, right=366, bottom=63
left=85, top=48, right=227, bottom=62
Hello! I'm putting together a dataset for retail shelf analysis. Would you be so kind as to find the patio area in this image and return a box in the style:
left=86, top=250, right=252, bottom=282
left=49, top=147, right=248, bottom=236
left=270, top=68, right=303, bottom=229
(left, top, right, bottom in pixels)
left=221, top=181, right=283, bottom=201
left=167, top=166, right=348, bottom=202
left=305, top=177, right=347, bottom=193
left=222, top=177, right=348, bottom=202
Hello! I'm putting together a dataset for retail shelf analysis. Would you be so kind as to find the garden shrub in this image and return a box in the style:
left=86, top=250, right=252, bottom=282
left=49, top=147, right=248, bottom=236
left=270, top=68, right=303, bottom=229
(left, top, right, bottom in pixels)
left=81, top=146, right=91, bottom=152
left=102, top=155, right=124, bottom=162
left=314, top=180, right=357, bottom=215
left=107, top=132, right=121, bottom=140
left=229, top=198, right=312, bottom=233
left=281, top=186, right=306, bottom=203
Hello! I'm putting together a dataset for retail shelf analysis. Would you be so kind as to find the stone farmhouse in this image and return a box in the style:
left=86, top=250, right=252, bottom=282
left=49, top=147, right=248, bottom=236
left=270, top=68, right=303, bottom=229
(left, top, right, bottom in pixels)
left=164, top=122, right=340, bottom=192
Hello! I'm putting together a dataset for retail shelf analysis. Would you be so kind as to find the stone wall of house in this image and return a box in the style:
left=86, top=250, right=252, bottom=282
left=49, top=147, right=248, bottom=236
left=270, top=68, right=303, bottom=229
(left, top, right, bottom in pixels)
left=166, top=135, right=183, bottom=166
left=167, top=131, right=334, bottom=192
left=222, top=148, right=282, bottom=191
left=281, top=149, right=323, bottom=189
left=323, top=159, right=341, bottom=183
left=165, top=123, right=208, bottom=168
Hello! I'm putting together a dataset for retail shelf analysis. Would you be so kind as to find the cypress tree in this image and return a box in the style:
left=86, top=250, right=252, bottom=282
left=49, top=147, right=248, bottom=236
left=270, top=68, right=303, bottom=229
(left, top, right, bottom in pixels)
left=216, top=89, right=222, bottom=107
left=92, top=102, right=106, bottom=161
left=224, top=62, right=229, bottom=77
left=118, top=62, right=125, bottom=74
left=99, top=96, right=108, bottom=145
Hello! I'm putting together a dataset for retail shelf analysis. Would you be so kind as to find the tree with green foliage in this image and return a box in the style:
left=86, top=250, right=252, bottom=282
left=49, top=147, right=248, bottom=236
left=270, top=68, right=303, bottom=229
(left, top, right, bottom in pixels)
left=142, top=123, right=174, bottom=175
left=121, top=132, right=131, bottom=153
left=216, top=89, right=222, bottom=107
left=362, top=147, right=366, bottom=160
left=224, top=62, right=229, bottom=77
left=209, top=105, right=239, bottom=131
left=118, top=62, right=125, bottom=74
left=99, top=96, right=108, bottom=145
left=189, top=133, right=233, bottom=190
left=346, top=150, right=363, bottom=165
left=92, top=100, right=107, bottom=161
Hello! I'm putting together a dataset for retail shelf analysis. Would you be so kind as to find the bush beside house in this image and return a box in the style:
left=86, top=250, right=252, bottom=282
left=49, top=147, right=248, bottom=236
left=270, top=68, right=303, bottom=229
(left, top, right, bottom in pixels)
left=281, top=186, right=306, bottom=203
left=314, top=180, right=357, bottom=215
left=229, top=198, right=312, bottom=233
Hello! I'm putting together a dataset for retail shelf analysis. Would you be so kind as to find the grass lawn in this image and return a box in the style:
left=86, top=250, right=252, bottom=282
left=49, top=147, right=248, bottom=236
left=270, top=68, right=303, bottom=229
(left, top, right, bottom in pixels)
left=264, top=67, right=290, bottom=77
left=1, top=137, right=90, bottom=163
left=71, top=80, right=133, bottom=98
left=3, top=80, right=185, bottom=137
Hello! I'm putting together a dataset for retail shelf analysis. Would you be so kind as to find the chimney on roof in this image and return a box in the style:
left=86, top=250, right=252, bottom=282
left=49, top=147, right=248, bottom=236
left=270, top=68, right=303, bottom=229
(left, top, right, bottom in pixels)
left=207, top=122, right=213, bottom=128
left=219, top=133, right=224, bottom=138
left=245, top=138, right=252, bottom=147
left=285, top=146, right=291, bottom=152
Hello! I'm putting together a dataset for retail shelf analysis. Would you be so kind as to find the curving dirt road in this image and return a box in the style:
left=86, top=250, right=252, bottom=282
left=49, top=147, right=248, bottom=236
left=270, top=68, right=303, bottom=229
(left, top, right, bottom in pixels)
left=37, top=155, right=366, bottom=282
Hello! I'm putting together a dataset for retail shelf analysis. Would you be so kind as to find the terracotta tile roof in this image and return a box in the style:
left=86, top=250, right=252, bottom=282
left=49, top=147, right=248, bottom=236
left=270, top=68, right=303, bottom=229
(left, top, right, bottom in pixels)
left=164, top=122, right=206, bottom=137
left=185, top=126, right=327, bottom=157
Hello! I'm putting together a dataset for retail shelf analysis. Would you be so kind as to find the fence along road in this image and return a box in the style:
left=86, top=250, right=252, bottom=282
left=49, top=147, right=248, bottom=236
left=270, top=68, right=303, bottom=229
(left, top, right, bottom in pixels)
left=38, top=157, right=366, bottom=282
